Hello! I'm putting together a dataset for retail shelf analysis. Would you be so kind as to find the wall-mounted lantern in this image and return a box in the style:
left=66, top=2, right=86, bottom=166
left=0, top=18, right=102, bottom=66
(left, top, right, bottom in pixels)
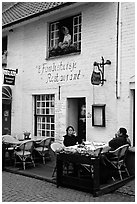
left=91, top=56, right=111, bottom=86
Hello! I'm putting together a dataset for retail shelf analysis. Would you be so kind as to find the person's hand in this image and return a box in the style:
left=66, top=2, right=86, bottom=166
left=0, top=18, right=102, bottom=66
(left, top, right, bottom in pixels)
left=73, top=131, right=77, bottom=136
left=114, top=132, right=119, bottom=138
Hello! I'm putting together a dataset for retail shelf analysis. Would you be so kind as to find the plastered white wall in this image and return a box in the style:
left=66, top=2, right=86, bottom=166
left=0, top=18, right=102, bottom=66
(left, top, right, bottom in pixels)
left=5, top=2, right=134, bottom=143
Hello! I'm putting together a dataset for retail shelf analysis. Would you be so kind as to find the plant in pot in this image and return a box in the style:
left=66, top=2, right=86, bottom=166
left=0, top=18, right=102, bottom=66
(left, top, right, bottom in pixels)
left=24, top=131, right=31, bottom=140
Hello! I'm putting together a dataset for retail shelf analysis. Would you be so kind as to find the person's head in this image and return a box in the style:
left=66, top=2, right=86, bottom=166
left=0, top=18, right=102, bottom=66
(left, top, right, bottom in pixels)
left=62, top=26, right=69, bottom=35
left=118, top=127, right=128, bottom=137
left=66, top=126, right=74, bottom=136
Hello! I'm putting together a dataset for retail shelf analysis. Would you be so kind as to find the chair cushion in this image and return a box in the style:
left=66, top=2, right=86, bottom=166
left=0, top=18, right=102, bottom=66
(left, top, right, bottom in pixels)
left=15, top=150, right=31, bottom=156
left=35, top=147, right=48, bottom=152
left=7, top=147, right=14, bottom=151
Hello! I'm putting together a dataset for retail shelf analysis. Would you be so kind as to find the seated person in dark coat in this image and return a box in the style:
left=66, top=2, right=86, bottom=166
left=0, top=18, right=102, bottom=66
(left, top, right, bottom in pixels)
left=100, top=128, right=131, bottom=183
left=109, top=127, right=131, bottom=150
left=63, top=126, right=78, bottom=147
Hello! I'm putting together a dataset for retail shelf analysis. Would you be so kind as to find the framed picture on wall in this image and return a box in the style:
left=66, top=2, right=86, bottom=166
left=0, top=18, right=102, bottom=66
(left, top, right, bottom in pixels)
left=92, top=104, right=106, bottom=127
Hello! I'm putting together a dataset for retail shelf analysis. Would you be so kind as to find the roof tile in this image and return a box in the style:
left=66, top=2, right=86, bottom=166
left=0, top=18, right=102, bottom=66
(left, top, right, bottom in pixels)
left=2, top=2, right=72, bottom=28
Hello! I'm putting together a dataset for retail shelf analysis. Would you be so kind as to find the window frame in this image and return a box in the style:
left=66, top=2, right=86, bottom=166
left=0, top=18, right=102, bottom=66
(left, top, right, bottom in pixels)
left=92, top=104, right=106, bottom=127
left=34, top=94, right=55, bottom=139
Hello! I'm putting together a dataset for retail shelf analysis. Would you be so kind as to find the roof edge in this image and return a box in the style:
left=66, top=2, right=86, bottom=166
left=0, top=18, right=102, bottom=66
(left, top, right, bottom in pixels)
left=2, top=2, right=75, bottom=30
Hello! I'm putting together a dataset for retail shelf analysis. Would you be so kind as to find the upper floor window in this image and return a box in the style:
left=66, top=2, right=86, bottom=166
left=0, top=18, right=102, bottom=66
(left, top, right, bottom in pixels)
left=49, top=14, right=81, bottom=58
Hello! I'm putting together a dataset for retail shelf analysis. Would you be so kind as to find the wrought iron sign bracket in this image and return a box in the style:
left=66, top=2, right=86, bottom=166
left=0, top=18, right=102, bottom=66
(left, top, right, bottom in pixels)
left=93, top=57, right=111, bottom=86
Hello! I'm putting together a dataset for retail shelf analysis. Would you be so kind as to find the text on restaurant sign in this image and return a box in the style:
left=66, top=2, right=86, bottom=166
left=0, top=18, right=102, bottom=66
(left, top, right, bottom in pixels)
left=3, top=68, right=17, bottom=85
left=36, top=61, right=81, bottom=83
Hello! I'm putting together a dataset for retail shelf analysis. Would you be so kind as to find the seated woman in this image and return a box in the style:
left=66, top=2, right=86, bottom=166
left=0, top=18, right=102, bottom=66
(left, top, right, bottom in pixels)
left=63, top=126, right=78, bottom=147
left=59, top=26, right=71, bottom=49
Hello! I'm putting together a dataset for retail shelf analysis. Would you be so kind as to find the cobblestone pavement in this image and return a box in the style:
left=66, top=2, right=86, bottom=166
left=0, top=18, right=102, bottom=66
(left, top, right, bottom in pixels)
left=2, top=172, right=135, bottom=202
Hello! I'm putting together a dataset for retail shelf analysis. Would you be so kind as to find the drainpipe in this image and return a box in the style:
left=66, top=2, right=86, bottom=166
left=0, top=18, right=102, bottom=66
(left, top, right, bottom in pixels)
left=116, top=2, right=121, bottom=99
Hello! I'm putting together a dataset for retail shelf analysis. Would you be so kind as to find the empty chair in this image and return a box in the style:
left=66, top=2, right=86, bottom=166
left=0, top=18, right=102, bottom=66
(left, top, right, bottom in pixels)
left=2, top=135, right=20, bottom=164
left=14, top=140, right=35, bottom=170
left=80, top=147, right=103, bottom=176
left=105, top=144, right=130, bottom=180
left=34, top=137, right=52, bottom=164
left=50, top=142, right=63, bottom=177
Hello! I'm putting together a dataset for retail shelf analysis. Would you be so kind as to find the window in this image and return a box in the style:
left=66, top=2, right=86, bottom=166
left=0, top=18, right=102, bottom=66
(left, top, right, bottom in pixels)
left=34, top=94, right=55, bottom=139
left=92, top=104, right=106, bottom=127
left=49, top=14, right=81, bottom=57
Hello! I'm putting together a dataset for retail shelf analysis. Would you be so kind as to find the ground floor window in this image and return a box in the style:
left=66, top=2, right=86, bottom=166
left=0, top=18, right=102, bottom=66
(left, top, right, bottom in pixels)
left=34, top=94, right=55, bottom=139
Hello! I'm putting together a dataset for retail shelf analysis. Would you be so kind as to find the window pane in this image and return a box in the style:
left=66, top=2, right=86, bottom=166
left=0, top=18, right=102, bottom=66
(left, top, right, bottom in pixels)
left=51, top=116, right=54, bottom=123
left=46, top=109, right=49, bottom=114
left=42, top=117, right=45, bottom=122
left=37, top=108, right=40, bottom=114
left=79, top=15, right=81, bottom=24
left=46, top=124, right=50, bottom=129
left=79, top=33, right=81, bottom=41
left=46, top=102, right=49, bottom=107
left=37, top=95, right=40, bottom=100
left=42, top=102, right=45, bottom=107
left=42, top=124, right=45, bottom=129
left=55, top=39, right=59, bottom=46
left=50, top=108, right=55, bottom=115
left=46, top=131, right=50, bottom=137
left=37, top=123, right=41, bottom=129
left=51, top=124, right=54, bottom=130
left=55, top=31, right=59, bottom=38
left=51, top=32, right=54, bottom=39
left=74, top=35, right=77, bottom=42
left=46, top=95, right=49, bottom=100
left=37, top=102, right=40, bottom=107
left=55, top=23, right=59, bottom=29
left=47, top=116, right=50, bottom=123
left=37, top=130, right=41, bottom=136
left=74, top=26, right=78, bottom=33
left=50, top=24, right=53, bottom=31
left=51, top=131, right=54, bottom=137
left=79, top=26, right=81, bottom=33
left=74, top=17, right=78, bottom=25
left=42, top=95, right=45, bottom=101
left=42, top=109, right=45, bottom=114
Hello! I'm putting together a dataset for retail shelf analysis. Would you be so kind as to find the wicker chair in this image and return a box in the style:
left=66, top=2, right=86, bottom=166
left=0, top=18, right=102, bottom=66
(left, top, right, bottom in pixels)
left=14, top=140, right=35, bottom=170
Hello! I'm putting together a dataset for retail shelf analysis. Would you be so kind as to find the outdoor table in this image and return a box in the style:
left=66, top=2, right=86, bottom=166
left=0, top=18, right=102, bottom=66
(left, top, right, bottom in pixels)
left=56, top=151, right=101, bottom=197
left=2, top=135, right=21, bottom=146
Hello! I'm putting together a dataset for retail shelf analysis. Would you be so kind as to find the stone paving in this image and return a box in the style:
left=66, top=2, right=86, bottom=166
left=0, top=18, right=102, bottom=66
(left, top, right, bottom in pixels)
left=2, top=171, right=135, bottom=202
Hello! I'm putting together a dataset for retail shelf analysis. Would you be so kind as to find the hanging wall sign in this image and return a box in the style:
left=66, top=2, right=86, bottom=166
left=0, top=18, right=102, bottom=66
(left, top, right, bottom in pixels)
left=91, top=70, right=101, bottom=85
left=3, top=68, right=17, bottom=85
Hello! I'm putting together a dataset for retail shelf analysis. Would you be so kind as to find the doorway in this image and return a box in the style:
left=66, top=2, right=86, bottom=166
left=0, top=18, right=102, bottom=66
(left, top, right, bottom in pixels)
left=2, top=103, right=11, bottom=135
left=67, top=97, right=86, bottom=142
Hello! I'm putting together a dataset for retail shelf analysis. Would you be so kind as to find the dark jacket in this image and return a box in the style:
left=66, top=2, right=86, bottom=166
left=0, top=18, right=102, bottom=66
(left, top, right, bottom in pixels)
left=109, top=135, right=130, bottom=150
left=63, top=135, right=78, bottom=147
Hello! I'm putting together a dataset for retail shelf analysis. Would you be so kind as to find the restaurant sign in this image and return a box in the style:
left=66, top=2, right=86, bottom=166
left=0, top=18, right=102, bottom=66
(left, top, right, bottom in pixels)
left=3, top=68, right=17, bottom=85
left=36, top=61, right=82, bottom=84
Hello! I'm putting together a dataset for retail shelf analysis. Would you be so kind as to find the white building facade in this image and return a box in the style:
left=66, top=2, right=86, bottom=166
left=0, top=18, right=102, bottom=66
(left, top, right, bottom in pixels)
left=2, top=2, right=135, bottom=145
